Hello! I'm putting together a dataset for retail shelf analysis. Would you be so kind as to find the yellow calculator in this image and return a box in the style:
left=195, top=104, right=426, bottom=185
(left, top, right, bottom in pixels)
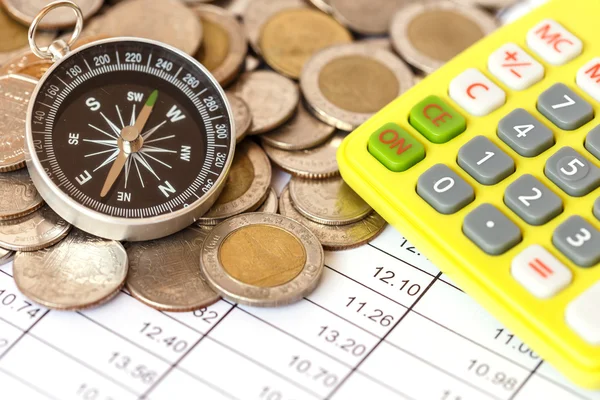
left=338, top=0, right=600, bottom=389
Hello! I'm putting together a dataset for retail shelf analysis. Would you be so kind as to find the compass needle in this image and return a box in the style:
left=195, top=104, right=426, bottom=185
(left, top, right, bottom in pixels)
left=100, top=151, right=129, bottom=198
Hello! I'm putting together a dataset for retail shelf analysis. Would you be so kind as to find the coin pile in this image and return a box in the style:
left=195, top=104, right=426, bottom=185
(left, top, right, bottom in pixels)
left=0, top=0, right=532, bottom=311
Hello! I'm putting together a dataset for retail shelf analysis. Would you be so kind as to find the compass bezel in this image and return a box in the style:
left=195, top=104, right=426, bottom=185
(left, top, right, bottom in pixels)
left=25, top=37, right=236, bottom=241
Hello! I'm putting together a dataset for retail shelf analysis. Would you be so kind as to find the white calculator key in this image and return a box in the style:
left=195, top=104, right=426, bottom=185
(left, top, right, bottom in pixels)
left=566, top=281, right=600, bottom=344
left=449, top=68, right=506, bottom=117
left=511, top=244, right=572, bottom=299
left=526, top=19, right=582, bottom=65
left=576, top=58, right=600, bottom=102
left=488, top=43, right=544, bottom=90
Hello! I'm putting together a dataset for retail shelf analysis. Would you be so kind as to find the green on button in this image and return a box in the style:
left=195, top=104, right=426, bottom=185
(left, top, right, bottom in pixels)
left=410, top=95, right=466, bottom=143
left=368, top=123, right=425, bottom=172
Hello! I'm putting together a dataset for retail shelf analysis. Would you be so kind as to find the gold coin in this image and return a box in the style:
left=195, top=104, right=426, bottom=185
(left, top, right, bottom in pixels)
left=289, top=176, right=372, bottom=226
left=225, top=92, right=252, bottom=143
left=126, top=227, right=219, bottom=312
left=301, top=43, right=413, bottom=131
left=0, top=7, right=54, bottom=66
left=0, top=74, right=37, bottom=172
left=259, top=8, right=352, bottom=79
left=328, top=0, right=412, bottom=35
left=279, top=186, right=386, bottom=250
left=193, top=4, right=246, bottom=87
left=201, top=213, right=324, bottom=306
left=1, top=0, right=104, bottom=30
left=231, top=71, right=299, bottom=135
left=261, top=102, right=335, bottom=151
left=255, top=187, right=278, bottom=214
left=83, top=0, right=203, bottom=56
left=391, top=0, right=497, bottom=73
left=0, top=206, right=71, bottom=251
left=197, top=140, right=271, bottom=224
left=262, top=131, right=344, bottom=179
left=0, top=169, right=44, bottom=220
left=13, top=229, right=128, bottom=310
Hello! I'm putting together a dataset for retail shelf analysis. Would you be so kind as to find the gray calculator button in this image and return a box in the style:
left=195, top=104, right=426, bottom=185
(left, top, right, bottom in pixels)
left=595, top=197, right=600, bottom=221
left=458, top=136, right=515, bottom=185
left=585, top=125, right=600, bottom=160
left=504, top=174, right=563, bottom=225
left=417, top=164, right=474, bottom=214
left=545, top=147, right=600, bottom=197
left=553, top=216, right=600, bottom=267
left=497, top=108, right=554, bottom=157
left=463, top=203, right=522, bottom=255
left=537, top=83, right=594, bottom=130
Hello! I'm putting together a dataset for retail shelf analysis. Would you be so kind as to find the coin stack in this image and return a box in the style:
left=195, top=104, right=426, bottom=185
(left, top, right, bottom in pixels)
left=0, top=0, right=534, bottom=312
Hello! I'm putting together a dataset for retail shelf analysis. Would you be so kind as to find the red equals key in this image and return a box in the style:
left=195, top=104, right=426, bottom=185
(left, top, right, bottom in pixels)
left=528, top=258, right=554, bottom=278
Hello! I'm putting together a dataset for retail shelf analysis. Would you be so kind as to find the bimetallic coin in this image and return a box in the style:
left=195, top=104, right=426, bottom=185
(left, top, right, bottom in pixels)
left=262, top=131, right=344, bottom=179
left=83, top=0, right=203, bottom=56
left=13, top=229, right=128, bottom=310
left=0, top=206, right=71, bottom=251
left=198, top=141, right=271, bottom=224
left=0, top=74, right=37, bottom=172
left=0, top=169, right=44, bottom=220
left=261, top=103, right=335, bottom=151
left=201, top=213, right=324, bottom=307
left=289, top=176, right=372, bottom=226
left=126, top=226, right=219, bottom=312
left=0, top=7, right=54, bottom=66
left=391, top=1, right=497, bottom=73
left=301, top=44, right=413, bottom=131
left=256, top=187, right=278, bottom=213
left=1, top=0, right=104, bottom=30
left=280, top=186, right=386, bottom=250
left=225, top=92, right=252, bottom=143
left=243, top=0, right=306, bottom=53
left=259, top=8, right=352, bottom=79
left=329, top=0, right=413, bottom=35
left=193, top=5, right=247, bottom=87
left=232, top=71, right=299, bottom=135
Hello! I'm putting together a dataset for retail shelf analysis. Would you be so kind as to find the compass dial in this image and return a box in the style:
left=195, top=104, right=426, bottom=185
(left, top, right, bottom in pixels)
left=26, top=39, right=235, bottom=241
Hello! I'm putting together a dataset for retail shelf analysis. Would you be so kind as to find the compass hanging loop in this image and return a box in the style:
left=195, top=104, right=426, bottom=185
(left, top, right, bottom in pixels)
left=29, top=0, right=83, bottom=61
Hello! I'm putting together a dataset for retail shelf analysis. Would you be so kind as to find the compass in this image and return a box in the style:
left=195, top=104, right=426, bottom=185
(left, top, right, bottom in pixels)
left=25, top=2, right=235, bottom=241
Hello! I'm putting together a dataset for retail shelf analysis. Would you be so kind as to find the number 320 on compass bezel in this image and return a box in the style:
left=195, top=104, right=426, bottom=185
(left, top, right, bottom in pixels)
left=25, top=37, right=235, bottom=241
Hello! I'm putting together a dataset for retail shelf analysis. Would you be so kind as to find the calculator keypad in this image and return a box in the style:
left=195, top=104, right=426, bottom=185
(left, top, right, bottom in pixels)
left=457, top=136, right=515, bottom=185
left=417, top=164, right=474, bottom=214
left=553, top=216, right=600, bottom=267
left=566, top=282, right=600, bottom=345
left=488, top=43, right=545, bottom=91
left=511, top=244, right=572, bottom=298
left=497, top=108, right=554, bottom=157
left=526, top=19, right=582, bottom=65
left=545, top=147, right=600, bottom=197
left=449, top=68, right=506, bottom=117
left=504, top=174, right=563, bottom=225
left=537, top=83, right=594, bottom=130
left=463, top=203, right=522, bottom=255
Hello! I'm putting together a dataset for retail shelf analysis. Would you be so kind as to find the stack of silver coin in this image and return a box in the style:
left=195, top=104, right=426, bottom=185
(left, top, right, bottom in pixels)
left=0, top=0, right=538, bottom=311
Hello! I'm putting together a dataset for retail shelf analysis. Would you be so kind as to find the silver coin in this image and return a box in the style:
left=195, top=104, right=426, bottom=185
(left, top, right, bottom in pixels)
left=231, top=71, right=299, bottom=135
left=126, top=226, right=220, bottom=312
left=0, top=206, right=71, bottom=251
left=200, top=212, right=324, bottom=307
left=197, top=140, right=271, bottom=224
left=262, top=131, right=344, bottom=179
left=0, top=169, right=44, bottom=220
left=261, top=102, right=335, bottom=151
left=307, top=0, right=333, bottom=14
left=301, top=43, right=413, bottom=131
left=390, top=0, right=497, bottom=74
left=225, top=92, right=252, bottom=143
left=255, top=187, right=278, bottom=214
left=0, top=74, right=37, bottom=173
left=13, top=229, right=128, bottom=310
left=329, top=0, right=413, bottom=35
left=289, top=176, right=372, bottom=226
left=0, top=249, right=14, bottom=266
left=1, top=0, right=104, bottom=30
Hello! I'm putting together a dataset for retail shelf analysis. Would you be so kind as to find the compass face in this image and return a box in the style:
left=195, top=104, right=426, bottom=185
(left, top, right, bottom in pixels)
left=27, top=39, right=234, bottom=226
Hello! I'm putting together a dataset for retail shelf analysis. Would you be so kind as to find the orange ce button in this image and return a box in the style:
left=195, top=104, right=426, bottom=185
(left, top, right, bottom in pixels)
left=423, top=104, right=453, bottom=127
